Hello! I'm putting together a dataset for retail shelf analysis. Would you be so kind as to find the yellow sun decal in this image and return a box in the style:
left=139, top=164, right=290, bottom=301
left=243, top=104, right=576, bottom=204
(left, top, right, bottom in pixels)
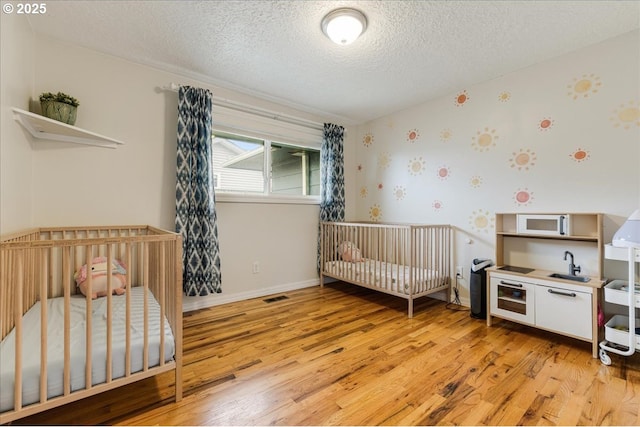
left=455, top=90, right=470, bottom=107
left=538, top=117, right=554, bottom=131
left=472, top=127, right=498, bottom=152
left=362, top=133, right=374, bottom=147
left=509, top=149, right=537, bottom=171
left=567, top=74, right=601, bottom=100
left=610, top=101, right=640, bottom=130
left=498, top=91, right=511, bottom=102
left=440, top=129, right=452, bottom=143
left=436, top=165, right=451, bottom=181
left=513, top=188, right=534, bottom=206
left=394, top=186, right=406, bottom=201
left=470, top=175, right=483, bottom=188
left=359, top=187, right=368, bottom=198
left=469, top=209, right=494, bottom=233
left=378, top=152, right=391, bottom=169
left=570, top=148, right=590, bottom=163
left=369, top=204, right=382, bottom=222
left=408, top=157, right=426, bottom=176
left=406, top=129, right=420, bottom=143
left=433, top=200, right=443, bottom=211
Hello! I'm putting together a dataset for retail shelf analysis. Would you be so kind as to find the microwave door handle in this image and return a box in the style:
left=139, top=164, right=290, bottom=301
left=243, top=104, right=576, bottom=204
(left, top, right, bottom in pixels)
left=559, top=215, right=566, bottom=235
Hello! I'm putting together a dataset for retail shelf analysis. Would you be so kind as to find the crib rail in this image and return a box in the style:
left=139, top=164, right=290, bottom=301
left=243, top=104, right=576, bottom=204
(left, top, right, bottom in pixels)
left=0, top=225, right=182, bottom=423
left=320, top=221, right=452, bottom=317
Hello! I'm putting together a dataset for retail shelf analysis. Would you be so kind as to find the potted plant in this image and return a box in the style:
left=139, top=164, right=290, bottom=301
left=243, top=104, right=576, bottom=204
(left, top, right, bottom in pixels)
left=39, top=92, right=80, bottom=125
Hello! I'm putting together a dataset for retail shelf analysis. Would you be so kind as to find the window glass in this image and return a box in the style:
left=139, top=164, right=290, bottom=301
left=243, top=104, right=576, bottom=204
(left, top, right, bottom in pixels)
left=270, top=143, right=320, bottom=196
left=212, top=132, right=265, bottom=193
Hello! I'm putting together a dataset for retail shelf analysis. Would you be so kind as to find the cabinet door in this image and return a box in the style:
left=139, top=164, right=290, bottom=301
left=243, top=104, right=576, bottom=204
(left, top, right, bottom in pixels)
left=490, top=276, right=535, bottom=325
left=535, top=285, right=592, bottom=339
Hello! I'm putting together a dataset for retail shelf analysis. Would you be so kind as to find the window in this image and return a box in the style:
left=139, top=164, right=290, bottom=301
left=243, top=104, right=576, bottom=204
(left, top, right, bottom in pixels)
left=212, top=131, right=320, bottom=200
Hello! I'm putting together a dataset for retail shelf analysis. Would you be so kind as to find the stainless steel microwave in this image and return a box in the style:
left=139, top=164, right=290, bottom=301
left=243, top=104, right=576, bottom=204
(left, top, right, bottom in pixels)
left=516, top=214, right=570, bottom=236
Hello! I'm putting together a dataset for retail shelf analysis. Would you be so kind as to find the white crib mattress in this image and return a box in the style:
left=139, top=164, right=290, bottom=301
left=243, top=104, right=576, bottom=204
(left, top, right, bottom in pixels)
left=0, top=286, right=175, bottom=412
left=324, top=260, right=441, bottom=294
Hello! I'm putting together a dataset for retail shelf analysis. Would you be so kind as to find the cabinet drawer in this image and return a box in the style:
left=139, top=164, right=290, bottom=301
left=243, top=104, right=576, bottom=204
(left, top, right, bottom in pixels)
left=490, top=276, right=535, bottom=325
left=535, top=286, right=592, bottom=339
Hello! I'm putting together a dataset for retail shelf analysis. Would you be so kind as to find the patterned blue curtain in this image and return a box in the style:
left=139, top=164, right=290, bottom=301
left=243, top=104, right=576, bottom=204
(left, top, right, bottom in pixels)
left=318, top=123, right=345, bottom=271
left=175, top=86, right=222, bottom=296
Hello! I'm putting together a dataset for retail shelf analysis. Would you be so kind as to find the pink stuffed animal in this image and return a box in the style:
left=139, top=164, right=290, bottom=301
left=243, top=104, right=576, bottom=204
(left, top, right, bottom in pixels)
left=74, top=256, right=127, bottom=299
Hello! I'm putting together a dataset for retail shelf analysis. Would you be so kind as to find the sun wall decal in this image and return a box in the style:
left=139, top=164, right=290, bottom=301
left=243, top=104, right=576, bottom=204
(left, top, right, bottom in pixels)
left=538, top=117, right=554, bottom=131
left=440, top=129, right=452, bottom=143
left=378, top=152, right=391, bottom=169
left=408, top=157, right=426, bottom=175
left=377, top=183, right=384, bottom=190
left=406, top=129, right=420, bottom=143
left=369, top=204, right=382, bottom=222
left=455, top=90, right=470, bottom=107
left=470, top=175, right=483, bottom=188
left=610, top=101, right=640, bottom=130
left=394, top=186, right=406, bottom=201
left=498, top=91, right=511, bottom=102
left=567, top=74, right=602, bottom=100
left=362, top=133, right=374, bottom=147
left=472, top=127, right=498, bottom=152
left=359, top=187, right=368, bottom=198
left=513, top=188, right=534, bottom=206
left=469, top=209, right=494, bottom=233
left=433, top=200, right=443, bottom=211
left=436, top=165, right=451, bottom=181
left=509, top=149, right=537, bottom=171
left=357, top=164, right=363, bottom=172
left=570, top=148, right=590, bottom=163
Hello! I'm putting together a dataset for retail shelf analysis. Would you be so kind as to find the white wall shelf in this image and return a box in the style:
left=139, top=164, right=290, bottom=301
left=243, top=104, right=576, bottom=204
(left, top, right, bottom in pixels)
left=12, top=107, right=124, bottom=149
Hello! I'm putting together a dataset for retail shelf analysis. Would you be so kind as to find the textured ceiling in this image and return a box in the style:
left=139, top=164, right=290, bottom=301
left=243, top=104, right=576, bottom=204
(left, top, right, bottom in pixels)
left=26, top=1, right=640, bottom=124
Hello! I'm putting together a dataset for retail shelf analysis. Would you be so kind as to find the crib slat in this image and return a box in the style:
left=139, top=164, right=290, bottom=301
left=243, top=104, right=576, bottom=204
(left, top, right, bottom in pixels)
left=106, top=245, right=113, bottom=383
left=63, top=246, right=71, bottom=396
left=143, top=242, right=149, bottom=372
left=159, top=243, right=166, bottom=367
left=14, top=251, right=24, bottom=411
left=85, top=248, right=93, bottom=390
left=40, top=248, right=48, bottom=404
left=125, top=243, right=132, bottom=376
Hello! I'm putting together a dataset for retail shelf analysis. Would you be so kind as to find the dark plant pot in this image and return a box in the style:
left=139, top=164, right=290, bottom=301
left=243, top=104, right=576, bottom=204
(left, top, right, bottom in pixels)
left=41, top=100, right=77, bottom=125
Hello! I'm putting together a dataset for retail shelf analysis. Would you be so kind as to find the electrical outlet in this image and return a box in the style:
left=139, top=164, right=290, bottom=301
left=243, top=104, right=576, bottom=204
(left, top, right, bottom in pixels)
left=456, top=266, right=463, bottom=278
left=252, top=261, right=260, bottom=274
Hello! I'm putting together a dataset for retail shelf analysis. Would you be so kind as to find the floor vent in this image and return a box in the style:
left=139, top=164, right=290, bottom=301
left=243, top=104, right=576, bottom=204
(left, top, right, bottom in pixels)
left=263, top=295, right=289, bottom=303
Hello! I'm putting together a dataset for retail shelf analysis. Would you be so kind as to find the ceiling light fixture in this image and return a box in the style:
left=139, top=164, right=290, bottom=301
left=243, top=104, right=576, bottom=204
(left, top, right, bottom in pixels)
left=321, top=8, right=367, bottom=45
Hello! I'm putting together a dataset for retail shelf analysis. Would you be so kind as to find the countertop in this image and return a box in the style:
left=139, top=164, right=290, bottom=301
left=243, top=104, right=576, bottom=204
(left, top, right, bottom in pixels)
left=487, top=265, right=605, bottom=289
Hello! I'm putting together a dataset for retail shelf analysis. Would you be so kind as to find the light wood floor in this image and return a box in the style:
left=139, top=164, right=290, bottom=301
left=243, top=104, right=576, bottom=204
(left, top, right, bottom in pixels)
left=17, top=282, right=640, bottom=426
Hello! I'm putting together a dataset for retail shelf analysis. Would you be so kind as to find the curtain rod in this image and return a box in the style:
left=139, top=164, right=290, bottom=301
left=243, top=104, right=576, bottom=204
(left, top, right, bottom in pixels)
left=163, top=83, right=324, bottom=132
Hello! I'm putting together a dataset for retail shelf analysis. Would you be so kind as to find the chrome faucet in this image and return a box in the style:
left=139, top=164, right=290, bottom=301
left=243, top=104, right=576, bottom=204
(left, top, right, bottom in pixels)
left=564, top=251, right=581, bottom=276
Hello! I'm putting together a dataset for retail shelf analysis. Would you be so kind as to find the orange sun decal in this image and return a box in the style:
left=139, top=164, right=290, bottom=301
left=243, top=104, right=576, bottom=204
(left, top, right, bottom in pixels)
left=378, top=152, right=391, bottom=169
left=472, top=127, right=498, bottom=152
left=498, top=91, right=511, bottom=102
left=394, top=186, right=406, bottom=201
left=570, top=148, right=590, bottom=163
left=567, top=74, right=602, bottom=100
left=408, top=157, right=426, bottom=176
left=433, top=200, right=443, bottom=211
left=359, top=187, right=368, bottom=198
left=369, top=204, right=382, bottom=222
left=470, top=175, right=483, bottom=188
left=469, top=209, right=494, bottom=233
left=455, top=90, right=470, bottom=107
left=509, top=149, right=537, bottom=171
left=362, top=133, right=374, bottom=147
left=513, top=188, right=534, bottom=206
left=440, top=128, right=452, bottom=143
left=436, top=165, right=451, bottom=181
left=377, top=183, right=384, bottom=190
left=610, top=101, right=640, bottom=130
left=538, top=117, right=554, bottom=131
left=406, top=129, right=420, bottom=143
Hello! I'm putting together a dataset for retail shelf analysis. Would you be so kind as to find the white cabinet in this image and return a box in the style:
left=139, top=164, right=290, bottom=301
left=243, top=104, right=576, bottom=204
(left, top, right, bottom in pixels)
left=488, top=271, right=595, bottom=349
left=535, top=283, right=592, bottom=340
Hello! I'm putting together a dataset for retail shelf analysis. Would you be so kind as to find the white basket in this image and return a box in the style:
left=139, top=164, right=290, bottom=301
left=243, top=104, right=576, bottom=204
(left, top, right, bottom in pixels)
left=604, top=315, right=640, bottom=350
left=604, top=280, right=640, bottom=307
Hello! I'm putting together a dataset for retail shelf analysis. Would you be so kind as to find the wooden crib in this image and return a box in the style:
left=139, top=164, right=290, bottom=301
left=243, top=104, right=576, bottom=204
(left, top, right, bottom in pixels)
left=0, top=225, right=183, bottom=424
left=320, top=222, right=452, bottom=317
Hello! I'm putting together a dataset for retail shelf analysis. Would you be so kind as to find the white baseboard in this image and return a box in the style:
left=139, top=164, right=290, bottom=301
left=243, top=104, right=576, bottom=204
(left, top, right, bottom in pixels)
left=182, top=279, right=319, bottom=312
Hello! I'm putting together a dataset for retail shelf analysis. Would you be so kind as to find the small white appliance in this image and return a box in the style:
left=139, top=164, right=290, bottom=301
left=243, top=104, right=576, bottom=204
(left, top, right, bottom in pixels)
left=612, top=209, right=640, bottom=248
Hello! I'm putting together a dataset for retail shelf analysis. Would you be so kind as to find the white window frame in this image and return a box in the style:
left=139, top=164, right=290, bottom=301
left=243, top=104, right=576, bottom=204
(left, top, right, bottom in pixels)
left=211, top=104, right=323, bottom=205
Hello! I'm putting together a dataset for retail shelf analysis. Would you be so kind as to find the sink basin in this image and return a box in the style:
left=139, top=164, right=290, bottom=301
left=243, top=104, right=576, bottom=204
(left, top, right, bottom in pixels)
left=548, top=273, right=590, bottom=283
